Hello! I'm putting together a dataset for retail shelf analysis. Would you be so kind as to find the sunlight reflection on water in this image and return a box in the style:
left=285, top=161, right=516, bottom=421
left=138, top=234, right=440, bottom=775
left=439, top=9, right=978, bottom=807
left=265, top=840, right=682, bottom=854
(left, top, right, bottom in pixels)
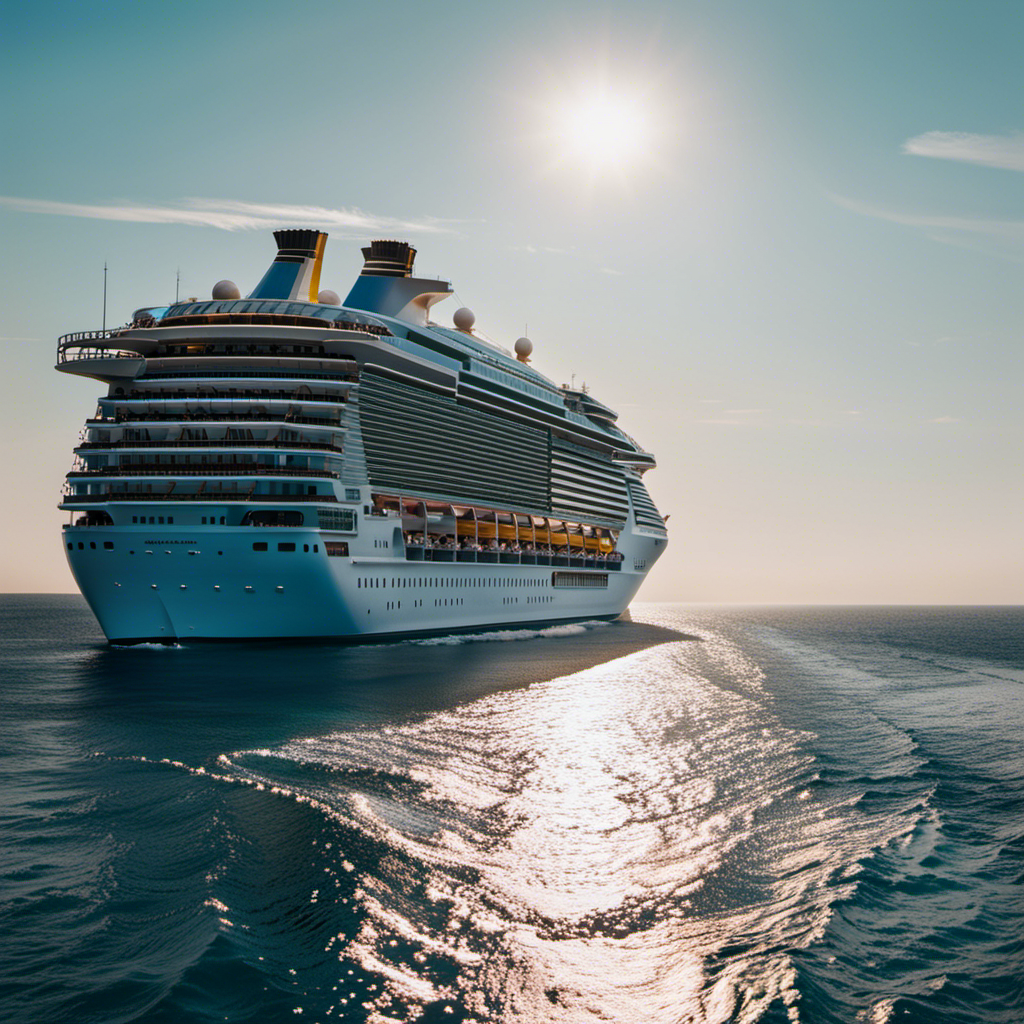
left=217, top=610, right=922, bottom=1022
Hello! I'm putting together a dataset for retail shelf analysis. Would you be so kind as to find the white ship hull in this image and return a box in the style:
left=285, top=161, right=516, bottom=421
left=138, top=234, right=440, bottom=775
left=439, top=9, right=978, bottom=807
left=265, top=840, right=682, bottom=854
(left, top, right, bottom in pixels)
left=64, top=520, right=665, bottom=643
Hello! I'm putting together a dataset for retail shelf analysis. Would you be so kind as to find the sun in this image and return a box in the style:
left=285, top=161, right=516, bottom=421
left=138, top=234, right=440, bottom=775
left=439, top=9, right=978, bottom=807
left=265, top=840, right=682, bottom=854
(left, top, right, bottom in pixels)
left=555, top=88, right=652, bottom=172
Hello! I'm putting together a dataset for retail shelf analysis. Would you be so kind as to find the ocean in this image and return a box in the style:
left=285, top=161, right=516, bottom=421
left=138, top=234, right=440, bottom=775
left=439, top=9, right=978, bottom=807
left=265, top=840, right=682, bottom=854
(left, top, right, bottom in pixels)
left=1, top=597, right=1021, bottom=1024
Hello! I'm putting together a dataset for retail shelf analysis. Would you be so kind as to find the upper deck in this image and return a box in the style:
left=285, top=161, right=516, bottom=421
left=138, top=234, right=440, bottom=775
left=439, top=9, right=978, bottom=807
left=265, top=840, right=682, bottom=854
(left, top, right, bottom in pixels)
left=56, top=234, right=657, bottom=470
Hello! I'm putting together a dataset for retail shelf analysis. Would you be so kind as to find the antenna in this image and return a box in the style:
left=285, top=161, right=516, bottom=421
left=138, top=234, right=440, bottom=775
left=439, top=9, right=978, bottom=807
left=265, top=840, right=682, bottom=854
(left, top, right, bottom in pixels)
left=102, top=262, right=108, bottom=333
left=176, top=267, right=180, bottom=303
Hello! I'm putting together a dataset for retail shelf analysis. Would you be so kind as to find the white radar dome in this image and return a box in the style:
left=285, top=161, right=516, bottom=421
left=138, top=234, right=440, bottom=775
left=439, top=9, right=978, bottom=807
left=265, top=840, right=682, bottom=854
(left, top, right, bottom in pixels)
left=453, top=307, right=475, bottom=331
left=318, top=289, right=341, bottom=305
left=514, top=336, right=533, bottom=362
left=212, top=279, right=241, bottom=300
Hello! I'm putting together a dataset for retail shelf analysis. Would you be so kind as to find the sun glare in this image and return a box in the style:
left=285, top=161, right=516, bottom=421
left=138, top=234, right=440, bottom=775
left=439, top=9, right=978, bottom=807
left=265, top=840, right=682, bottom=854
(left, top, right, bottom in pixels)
left=556, top=90, right=651, bottom=172
left=544, top=80, right=663, bottom=186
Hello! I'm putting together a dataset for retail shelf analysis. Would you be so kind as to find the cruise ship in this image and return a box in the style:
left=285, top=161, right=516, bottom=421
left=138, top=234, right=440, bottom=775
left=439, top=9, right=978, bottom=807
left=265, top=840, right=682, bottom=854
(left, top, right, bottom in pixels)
left=57, top=231, right=667, bottom=643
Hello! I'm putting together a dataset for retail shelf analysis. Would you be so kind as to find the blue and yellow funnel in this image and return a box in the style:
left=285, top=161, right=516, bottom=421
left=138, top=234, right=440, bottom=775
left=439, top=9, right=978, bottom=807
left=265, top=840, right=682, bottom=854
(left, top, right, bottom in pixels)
left=248, top=229, right=328, bottom=301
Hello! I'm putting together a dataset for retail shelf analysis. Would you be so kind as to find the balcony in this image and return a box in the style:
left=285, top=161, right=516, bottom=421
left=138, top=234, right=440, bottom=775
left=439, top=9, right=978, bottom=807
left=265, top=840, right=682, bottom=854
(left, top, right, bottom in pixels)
left=101, top=387, right=349, bottom=404
left=56, top=333, right=146, bottom=382
left=76, top=439, right=343, bottom=454
left=61, top=491, right=337, bottom=505
left=67, top=464, right=339, bottom=479
left=88, top=411, right=343, bottom=427
left=402, top=543, right=622, bottom=570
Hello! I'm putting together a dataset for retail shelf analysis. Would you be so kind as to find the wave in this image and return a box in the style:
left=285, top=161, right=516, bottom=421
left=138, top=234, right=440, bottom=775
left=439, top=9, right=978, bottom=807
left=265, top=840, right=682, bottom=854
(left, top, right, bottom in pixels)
left=408, top=620, right=612, bottom=646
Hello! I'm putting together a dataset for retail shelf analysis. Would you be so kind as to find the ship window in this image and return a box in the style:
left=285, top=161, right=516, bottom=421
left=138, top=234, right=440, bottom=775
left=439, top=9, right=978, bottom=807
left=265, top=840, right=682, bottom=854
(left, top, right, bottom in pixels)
left=220, top=516, right=226, bottom=525
left=132, top=516, right=138, bottom=523
left=168, top=516, right=173, bottom=524
left=104, top=541, right=114, bottom=550
left=90, top=541, right=96, bottom=549
left=304, top=544, right=309, bottom=552
left=149, top=517, right=155, bottom=524
left=253, top=542, right=268, bottom=551
left=78, top=542, right=84, bottom=549
left=318, top=508, right=355, bottom=532
left=202, top=517, right=207, bottom=524
left=158, top=517, right=164, bottom=524
left=313, top=544, right=318, bottom=552
left=277, top=542, right=295, bottom=552
left=67, top=542, right=73, bottom=550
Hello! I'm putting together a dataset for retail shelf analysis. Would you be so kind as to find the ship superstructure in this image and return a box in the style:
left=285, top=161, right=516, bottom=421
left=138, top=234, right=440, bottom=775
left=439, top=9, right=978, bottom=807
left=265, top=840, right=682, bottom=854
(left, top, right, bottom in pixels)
left=57, top=231, right=667, bottom=642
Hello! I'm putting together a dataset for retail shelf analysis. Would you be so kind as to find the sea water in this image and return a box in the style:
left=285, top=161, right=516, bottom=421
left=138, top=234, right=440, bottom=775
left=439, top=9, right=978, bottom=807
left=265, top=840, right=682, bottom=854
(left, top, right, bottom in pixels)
left=1, top=597, right=1021, bottom=1023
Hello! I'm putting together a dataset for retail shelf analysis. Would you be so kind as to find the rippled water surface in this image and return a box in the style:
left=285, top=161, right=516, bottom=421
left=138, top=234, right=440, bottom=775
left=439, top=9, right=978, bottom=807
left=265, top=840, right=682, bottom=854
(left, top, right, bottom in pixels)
left=2, top=597, right=1022, bottom=1023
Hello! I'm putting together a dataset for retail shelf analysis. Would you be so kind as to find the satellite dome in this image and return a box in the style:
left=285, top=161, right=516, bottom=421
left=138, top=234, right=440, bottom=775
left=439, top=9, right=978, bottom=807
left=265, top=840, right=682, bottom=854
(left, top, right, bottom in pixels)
left=318, top=289, right=341, bottom=305
left=212, top=279, right=241, bottom=300
left=514, top=336, right=533, bottom=362
left=453, top=307, right=475, bottom=331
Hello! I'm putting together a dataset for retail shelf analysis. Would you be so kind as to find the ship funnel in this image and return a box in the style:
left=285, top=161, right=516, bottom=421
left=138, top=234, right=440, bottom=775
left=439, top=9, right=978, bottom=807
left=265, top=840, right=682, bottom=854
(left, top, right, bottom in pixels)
left=359, top=239, right=417, bottom=277
left=248, top=229, right=328, bottom=302
left=343, top=239, right=453, bottom=326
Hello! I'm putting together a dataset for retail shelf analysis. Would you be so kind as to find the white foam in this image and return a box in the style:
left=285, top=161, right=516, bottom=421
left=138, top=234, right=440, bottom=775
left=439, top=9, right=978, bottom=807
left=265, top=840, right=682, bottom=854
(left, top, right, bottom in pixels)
left=411, top=620, right=609, bottom=646
left=109, top=642, right=184, bottom=650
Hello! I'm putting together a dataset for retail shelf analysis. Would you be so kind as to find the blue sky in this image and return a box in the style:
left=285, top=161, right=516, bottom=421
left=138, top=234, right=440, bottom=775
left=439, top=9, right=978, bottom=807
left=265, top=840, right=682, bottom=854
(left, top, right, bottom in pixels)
left=2, top=0, right=1021, bottom=600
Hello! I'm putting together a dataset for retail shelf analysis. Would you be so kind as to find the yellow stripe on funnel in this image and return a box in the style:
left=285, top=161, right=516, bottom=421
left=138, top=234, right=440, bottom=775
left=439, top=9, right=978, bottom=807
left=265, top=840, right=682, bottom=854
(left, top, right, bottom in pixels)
left=308, top=232, right=327, bottom=302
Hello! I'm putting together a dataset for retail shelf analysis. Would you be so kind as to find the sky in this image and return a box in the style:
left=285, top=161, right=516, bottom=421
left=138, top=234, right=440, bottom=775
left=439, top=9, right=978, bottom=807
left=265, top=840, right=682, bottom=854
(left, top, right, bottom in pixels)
left=1, top=0, right=1021, bottom=603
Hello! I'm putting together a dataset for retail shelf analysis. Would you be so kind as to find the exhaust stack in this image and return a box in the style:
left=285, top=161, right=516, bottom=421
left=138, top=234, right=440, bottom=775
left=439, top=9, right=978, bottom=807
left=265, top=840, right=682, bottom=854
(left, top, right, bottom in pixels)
left=343, top=239, right=452, bottom=325
left=248, top=229, right=328, bottom=302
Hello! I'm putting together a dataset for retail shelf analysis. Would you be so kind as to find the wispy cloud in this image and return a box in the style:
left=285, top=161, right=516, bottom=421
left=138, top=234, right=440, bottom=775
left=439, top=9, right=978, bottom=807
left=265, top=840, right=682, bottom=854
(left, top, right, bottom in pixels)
left=0, top=196, right=455, bottom=234
left=928, top=415, right=961, bottom=424
left=903, top=131, right=1024, bottom=172
left=828, top=193, right=1024, bottom=260
left=510, top=244, right=571, bottom=255
left=829, top=193, right=1024, bottom=242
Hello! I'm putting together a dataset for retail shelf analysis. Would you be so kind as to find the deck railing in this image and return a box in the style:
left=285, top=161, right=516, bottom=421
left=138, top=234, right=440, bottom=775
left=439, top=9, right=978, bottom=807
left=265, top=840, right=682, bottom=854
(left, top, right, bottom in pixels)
left=402, top=544, right=622, bottom=570
left=87, top=412, right=342, bottom=427
left=67, top=465, right=339, bottom=479
left=76, top=439, right=343, bottom=453
left=61, top=492, right=337, bottom=504
left=101, top=390, right=347, bottom=404
left=58, top=345, right=144, bottom=363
